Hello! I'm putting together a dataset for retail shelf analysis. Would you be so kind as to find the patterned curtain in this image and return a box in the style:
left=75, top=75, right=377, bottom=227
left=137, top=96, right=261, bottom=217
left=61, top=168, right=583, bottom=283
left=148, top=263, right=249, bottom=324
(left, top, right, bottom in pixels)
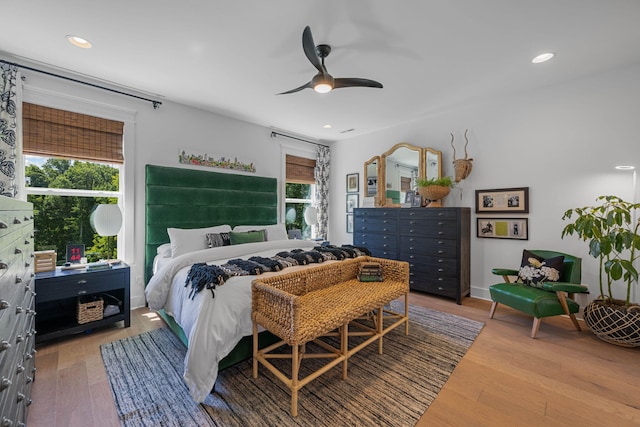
left=0, top=64, right=20, bottom=198
left=314, top=145, right=330, bottom=240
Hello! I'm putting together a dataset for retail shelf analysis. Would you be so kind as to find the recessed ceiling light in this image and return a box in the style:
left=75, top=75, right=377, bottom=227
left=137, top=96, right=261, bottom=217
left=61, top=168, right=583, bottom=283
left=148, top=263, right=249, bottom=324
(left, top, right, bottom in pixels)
left=66, top=35, right=92, bottom=49
left=531, top=52, right=554, bottom=64
left=322, top=124, right=332, bottom=129
left=615, top=165, right=635, bottom=170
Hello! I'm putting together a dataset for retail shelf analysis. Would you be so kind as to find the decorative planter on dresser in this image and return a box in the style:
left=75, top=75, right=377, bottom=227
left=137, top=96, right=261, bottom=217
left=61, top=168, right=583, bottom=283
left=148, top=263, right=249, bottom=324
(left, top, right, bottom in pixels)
left=353, top=207, right=470, bottom=304
left=0, top=196, right=36, bottom=426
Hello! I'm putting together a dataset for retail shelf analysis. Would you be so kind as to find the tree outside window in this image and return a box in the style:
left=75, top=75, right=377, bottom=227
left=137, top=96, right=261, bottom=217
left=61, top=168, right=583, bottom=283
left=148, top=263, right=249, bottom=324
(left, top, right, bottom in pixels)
left=285, top=182, right=315, bottom=239
left=25, top=156, right=121, bottom=264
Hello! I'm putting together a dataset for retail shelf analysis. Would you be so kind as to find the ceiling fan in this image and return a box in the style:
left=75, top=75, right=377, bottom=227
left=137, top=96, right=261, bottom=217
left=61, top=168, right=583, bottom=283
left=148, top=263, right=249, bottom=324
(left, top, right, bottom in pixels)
left=278, top=26, right=383, bottom=95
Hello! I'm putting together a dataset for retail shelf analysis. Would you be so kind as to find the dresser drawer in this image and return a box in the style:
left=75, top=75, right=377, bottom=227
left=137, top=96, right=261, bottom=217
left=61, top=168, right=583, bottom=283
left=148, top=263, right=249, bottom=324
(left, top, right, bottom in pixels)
left=399, top=218, right=458, bottom=238
left=35, top=268, right=128, bottom=302
left=401, top=236, right=457, bottom=257
left=353, top=233, right=398, bottom=251
left=400, top=209, right=459, bottom=220
left=354, top=208, right=398, bottom=219
left=354, top=216, right=398, bottom=233
left=405, top=257, right=458, bottom=276
left=409, top=276, right=459, bottom=298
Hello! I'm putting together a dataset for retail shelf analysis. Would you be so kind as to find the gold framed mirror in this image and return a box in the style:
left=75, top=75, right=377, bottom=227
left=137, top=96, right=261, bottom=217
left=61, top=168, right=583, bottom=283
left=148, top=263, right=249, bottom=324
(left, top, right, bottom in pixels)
left=424, top=148, right=442, bottom=181
left=380, top=143, right=422, bottom=206
left=363, top=156, right=381, bottom=206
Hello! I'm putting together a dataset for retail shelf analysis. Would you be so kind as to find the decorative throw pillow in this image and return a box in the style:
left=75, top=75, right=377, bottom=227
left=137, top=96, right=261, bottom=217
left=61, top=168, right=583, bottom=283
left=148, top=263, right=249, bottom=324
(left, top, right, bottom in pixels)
left=517, top=250, right=565, bottom=288
left=229, top=229, right=267, bottom=245
left=167, top=224, right=232, bottom=257
left=206, top=232, right=231, bottom=248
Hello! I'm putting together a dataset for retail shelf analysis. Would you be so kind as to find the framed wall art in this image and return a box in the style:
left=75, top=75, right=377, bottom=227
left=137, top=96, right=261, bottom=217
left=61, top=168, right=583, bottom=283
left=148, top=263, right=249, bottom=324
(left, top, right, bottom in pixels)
left=477, top=218, right=528, bottom=240
left=346, top=193, right=359, bottom=213
left=346, top=173, right=359, bottom=193
left=475, top=187, right=529, bottom=213
left=346, top=214, right=354, bottom=233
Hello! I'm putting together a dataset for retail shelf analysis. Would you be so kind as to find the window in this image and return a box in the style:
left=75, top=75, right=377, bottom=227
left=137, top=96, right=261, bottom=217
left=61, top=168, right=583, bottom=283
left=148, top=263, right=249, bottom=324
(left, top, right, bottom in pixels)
left=23, top=103, right=124, bottom=264
left=285, top=155, right=316, bottom=239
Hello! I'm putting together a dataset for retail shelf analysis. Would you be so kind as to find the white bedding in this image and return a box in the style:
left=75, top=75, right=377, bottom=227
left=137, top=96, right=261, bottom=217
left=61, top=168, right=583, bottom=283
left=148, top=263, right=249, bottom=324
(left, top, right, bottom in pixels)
left=145, top=239, right=319, bottom=402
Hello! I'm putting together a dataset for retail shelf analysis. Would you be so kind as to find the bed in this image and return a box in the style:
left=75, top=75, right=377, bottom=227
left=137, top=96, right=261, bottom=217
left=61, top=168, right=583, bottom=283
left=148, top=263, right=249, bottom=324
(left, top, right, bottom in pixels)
left=144, top=165, right=357, bottom=402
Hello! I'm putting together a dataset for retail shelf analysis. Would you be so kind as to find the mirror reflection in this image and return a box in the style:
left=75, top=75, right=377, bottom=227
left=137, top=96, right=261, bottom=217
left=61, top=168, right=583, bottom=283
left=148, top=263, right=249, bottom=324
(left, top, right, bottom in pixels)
left=363, top=156, right=380, bottom=203
left=424, top=148, right=442, bottom=181
left=381, top=143, right=422, bottom=206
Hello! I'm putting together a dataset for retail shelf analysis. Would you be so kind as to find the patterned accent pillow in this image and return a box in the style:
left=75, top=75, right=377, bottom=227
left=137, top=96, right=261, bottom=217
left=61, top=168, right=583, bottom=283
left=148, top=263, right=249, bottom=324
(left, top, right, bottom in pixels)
left=517, top=250, right=564, bottom=288
left=206, top=232, right=231, bottom=248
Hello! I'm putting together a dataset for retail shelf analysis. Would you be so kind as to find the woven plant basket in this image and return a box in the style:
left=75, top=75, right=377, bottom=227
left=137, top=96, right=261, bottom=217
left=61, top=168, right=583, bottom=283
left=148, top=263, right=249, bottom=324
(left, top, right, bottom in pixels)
left=419, top=185, right=450, bottom=201
left=583, top=300, right=640, bottom=347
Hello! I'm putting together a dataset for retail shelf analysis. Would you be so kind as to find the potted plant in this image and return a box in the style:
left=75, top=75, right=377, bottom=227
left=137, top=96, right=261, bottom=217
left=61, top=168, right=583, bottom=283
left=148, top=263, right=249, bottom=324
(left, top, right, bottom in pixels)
left=561, top=195, right=640, bottom=347
left=416, top=176, right=455, bottom=207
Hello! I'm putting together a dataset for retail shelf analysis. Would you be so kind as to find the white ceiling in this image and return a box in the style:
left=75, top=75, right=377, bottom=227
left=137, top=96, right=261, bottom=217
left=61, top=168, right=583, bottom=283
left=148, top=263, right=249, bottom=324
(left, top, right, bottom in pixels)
left=3, top=1, right=640, bottom=142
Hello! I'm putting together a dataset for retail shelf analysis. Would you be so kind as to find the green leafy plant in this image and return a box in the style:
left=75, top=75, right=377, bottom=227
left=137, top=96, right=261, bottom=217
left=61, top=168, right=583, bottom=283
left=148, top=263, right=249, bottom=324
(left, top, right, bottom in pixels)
left=561, top=195, right=640, bottom=306
left=415, top=176, right=455, bottom=188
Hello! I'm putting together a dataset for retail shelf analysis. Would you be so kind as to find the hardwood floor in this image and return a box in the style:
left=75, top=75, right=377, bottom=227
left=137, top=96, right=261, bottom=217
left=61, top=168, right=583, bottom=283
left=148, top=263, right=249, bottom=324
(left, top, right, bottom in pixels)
left=27, top=294, right=640, bottom=427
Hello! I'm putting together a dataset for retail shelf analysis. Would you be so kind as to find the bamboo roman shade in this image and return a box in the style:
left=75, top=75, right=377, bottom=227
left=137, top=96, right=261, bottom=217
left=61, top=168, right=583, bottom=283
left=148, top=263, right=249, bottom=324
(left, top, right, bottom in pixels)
left=22, top=102, right=124, bottom=164
left=286, top=154, right=316, bottom=184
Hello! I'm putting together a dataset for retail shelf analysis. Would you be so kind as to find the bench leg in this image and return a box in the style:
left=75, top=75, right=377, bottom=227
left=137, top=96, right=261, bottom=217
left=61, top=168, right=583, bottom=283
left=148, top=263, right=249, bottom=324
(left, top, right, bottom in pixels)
left=489, top=301, right=498, bottom=319
left=377, top=306, right=383, bottom=354
left=252, top=321, right=258, bottom=378
left=404, top=293, right=409, bottom=335
left=531, top=317, right=542, bottom=338
left=291, top=344, right=299, bottom=417
left=342, top=322, right=348, bottom=379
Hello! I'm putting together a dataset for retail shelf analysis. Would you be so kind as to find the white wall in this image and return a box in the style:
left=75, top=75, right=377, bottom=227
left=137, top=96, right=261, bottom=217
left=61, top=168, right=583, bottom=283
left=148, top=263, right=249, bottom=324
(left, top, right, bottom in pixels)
left=329, top=63, right=640, bottom=303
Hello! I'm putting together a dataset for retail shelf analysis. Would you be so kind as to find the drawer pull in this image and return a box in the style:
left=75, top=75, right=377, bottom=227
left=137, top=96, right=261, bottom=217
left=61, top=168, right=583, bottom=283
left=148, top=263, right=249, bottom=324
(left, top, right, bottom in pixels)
left=409, top=255, right=414, bottom=259
left=15, top=306, right=23, bottom=314
left=438, top=259, right=444, bottom=263
left=25, top=239, right=30, bottom=245
left=438, top=268, right=444, bottom=272
left=0, top=221, right=7, bottom=229
left=438, top=250, right=444, bottom=254
left=16, top=365, right=25, bottom=374
left=25, top=376, right=33, bottom=384
left=0, top=377, right=11, bottom=391
left=14, top=217, right=22, bottom=224
left=16, top=335, right=24, bottom=343
left=24, top=216, right=30, bottom=221
left=438, top=231, right=444, bottom=235
left=78, top=290, right=87, bottom=295
left=0, top=262, right=7, bottom=270
left=0, top=341, right=10, bottom=352
left=17, top=392, right=25, bottom=403
left=438, top=286, right=444, bottom=290
left=15, top=248, right=22, bottom=254
left=0, top=300, right=9, bottom=310
left=438, top=278, right=444, bottom=281
left=26, top=398, right=33, bottom=406
left=25, top=262, right=30, bottom=268
left=409, top=220, right=415, bottom=224
left=15, top=277, right=22, bottom=284
left=77, top=279, right=88, bottom=285
left=1, top=417, right=13, bottom=427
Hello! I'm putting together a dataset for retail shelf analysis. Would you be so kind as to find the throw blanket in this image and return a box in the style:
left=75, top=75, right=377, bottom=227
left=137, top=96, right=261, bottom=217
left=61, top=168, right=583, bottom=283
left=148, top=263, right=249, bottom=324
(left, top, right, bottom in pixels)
left=185, top=245, right=370, bottom=299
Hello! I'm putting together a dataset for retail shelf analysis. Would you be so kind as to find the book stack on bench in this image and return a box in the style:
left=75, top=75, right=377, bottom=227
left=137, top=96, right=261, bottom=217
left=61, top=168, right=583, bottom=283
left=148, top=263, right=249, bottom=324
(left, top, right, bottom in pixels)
left=359, top=262, right=383, bottom=282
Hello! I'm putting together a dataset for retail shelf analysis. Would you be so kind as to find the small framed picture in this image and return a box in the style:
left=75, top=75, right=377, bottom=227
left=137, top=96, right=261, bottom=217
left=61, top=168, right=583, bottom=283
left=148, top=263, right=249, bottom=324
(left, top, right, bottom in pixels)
left=346, top=173, right=359, bottom=193
left=346, top=194, right=359, bottom=213
left=411, top=194, right=423, bottom=207
left=477, top=218, right=528, bottom=240
left=404, top=192, right=414, bottom=204
left=475, top=187, right=529, bottom=214
left=346, top=214, right=354, bottom=233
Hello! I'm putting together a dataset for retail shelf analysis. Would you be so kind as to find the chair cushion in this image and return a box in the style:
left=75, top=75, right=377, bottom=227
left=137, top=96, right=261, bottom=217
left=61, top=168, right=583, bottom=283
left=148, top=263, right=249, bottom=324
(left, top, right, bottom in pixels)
left=517, top=250, right=564, bottom=288
left=490, top=283, right=580, bottom=318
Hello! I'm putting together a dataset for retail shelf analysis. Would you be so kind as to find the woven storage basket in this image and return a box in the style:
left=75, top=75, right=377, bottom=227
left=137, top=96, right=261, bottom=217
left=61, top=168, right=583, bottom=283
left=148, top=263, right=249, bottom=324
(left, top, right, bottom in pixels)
left=77, top=295, right=104, bottom=324
left=419, top=185, right=450, bottom=201
left=584, top=300, right=640, bottom=347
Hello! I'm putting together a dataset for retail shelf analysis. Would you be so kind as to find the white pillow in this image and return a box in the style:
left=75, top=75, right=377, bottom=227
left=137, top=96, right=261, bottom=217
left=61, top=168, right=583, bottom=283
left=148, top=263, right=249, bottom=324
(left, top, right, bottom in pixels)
left=156, top=243, right=172, bottom=258
left=167, top=225, right=232, bottom=257
left=232, top=224, right=288, bottom=241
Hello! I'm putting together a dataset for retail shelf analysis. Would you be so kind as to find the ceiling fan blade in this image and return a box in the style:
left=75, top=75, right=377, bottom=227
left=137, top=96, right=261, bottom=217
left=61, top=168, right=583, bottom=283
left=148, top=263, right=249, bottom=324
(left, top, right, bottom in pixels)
left=277, top=81, right=313, bottom=95
left=302, top=26, right=323, bottom=73
left=334, top=78, right=383, bottom=89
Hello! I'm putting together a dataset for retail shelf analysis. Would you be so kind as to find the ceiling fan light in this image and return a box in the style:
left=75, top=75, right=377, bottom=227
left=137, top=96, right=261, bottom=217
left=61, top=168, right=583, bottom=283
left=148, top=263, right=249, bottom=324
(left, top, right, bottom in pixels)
left=314, top=83, right=332, bottom=93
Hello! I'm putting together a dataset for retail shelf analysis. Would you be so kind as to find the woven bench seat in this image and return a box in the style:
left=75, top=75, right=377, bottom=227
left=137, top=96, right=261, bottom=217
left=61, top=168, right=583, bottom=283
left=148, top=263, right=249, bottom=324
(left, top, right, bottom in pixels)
left=252, top=256, right=410, bottom=416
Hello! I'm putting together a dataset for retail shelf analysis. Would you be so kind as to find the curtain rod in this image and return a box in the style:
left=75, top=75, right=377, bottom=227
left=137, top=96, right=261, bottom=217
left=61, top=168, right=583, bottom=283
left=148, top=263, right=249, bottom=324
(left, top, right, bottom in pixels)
left=0, top=58, right=162, bottom=109
left=270, top=131, right=329, bottom=148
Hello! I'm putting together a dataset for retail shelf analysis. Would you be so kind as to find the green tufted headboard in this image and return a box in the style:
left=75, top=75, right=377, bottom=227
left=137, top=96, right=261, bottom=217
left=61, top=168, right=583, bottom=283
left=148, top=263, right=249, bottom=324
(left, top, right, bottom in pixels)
left=145, top=164, right=278, bottom=283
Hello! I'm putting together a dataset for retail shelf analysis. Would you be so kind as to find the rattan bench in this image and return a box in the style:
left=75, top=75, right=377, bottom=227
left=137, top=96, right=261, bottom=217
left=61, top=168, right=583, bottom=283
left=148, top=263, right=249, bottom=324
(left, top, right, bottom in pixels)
left=251, top=256, right=410, bottom=416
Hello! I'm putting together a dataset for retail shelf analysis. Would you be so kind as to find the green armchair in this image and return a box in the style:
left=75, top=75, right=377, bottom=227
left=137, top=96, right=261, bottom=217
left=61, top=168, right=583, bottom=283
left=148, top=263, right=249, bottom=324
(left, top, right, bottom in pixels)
left=489, top=250, right=589, bottom=338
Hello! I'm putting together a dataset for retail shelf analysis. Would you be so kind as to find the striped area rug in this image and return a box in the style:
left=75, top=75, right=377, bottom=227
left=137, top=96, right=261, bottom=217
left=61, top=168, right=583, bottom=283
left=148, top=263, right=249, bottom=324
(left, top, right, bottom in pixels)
left=101, top=304, right=483, bottom=426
